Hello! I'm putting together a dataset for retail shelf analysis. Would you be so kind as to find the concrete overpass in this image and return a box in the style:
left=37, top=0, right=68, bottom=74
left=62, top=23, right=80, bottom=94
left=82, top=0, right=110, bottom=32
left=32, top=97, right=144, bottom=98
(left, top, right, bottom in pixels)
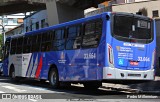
left=0, top=0, right=108, bottom=15
left=0, top=0, right=109, bottom=26
left=0, top=0, right=46, bottom=15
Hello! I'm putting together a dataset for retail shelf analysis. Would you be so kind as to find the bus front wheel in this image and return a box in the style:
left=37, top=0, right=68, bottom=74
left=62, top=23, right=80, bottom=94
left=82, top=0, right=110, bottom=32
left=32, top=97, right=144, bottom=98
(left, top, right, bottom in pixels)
left=49, top=68, right=59, bottom=88
left=10, top=67, right=19, bottom=82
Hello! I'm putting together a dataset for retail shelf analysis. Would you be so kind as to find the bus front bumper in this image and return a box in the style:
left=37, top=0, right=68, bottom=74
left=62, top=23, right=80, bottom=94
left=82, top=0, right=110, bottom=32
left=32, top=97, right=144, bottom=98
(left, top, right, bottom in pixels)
left=103, top=67, right=154, bottom=80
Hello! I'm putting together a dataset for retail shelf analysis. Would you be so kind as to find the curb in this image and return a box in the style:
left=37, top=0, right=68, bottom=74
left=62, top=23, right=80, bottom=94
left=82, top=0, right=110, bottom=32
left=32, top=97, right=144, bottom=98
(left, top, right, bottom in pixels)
left=101, top=86, right=139, bottom=93
left=138, top=90, right=160, bottom=95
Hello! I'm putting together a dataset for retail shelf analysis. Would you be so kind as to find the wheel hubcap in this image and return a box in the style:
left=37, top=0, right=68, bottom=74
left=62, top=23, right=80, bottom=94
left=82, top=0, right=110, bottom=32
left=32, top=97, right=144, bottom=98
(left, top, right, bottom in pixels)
left=51, top=72, right=56, bottom=85
left=12, top=71, right=15, bottom=78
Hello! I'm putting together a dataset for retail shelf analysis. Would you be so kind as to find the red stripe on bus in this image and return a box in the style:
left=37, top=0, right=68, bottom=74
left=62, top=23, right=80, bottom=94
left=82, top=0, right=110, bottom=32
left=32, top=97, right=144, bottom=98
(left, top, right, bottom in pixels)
left=35, top=56, right=43, bottom=78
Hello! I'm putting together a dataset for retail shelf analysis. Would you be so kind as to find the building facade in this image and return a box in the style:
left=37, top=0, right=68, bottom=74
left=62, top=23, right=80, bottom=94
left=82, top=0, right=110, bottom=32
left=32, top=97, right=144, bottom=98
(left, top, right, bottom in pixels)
left=23, top=10, right=48, bottom=33
left=112, top=0, right=160, bottom=18
left=0, top=13, right=25, bottom=34
left=5, top=24, right=23, bottom=38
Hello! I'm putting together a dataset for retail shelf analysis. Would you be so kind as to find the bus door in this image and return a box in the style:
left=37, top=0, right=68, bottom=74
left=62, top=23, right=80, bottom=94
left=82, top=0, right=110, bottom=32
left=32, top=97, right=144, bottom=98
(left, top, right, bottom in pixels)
left=112, top=13, right=153, bottom=70
left=3, top=39, right=11, bottom=76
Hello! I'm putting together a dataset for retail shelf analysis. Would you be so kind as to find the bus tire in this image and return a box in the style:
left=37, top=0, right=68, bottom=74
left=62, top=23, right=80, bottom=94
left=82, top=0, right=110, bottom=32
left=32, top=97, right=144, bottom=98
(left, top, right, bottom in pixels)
left=49, top=68, right=59, bottom=89
left=10, top=67, right=19, bottom=82
left=83, top=81, right=102, bottom=90
left=40, top=79, right=46, bottom=83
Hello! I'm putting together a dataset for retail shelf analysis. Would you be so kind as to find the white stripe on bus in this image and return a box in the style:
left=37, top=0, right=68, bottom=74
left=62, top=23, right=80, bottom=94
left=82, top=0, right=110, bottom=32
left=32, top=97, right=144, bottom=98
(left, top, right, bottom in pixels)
left=30, top=54, right=39, bottom=77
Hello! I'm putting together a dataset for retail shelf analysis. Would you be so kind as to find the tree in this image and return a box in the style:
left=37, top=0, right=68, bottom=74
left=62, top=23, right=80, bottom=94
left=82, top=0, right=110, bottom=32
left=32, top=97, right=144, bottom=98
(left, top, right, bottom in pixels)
left=138, top=7, right=148, bottom=16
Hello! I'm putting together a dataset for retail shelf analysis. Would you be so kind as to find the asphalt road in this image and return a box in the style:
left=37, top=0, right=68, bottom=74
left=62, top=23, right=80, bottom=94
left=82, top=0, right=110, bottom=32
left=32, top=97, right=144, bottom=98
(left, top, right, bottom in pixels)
left=0, top=76, right=159, bottom=102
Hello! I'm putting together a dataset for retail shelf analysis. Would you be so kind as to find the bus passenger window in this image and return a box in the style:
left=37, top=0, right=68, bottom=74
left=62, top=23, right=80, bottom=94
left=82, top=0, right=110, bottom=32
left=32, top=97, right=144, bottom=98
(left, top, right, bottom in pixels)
left=10, top=38, right=17, bottom=55
left=23, top=36, right=32, bottom=53
left=41, top=32, right=52, bottom=52
left=66, top=25, right=81, bottom=50
left=16, top=37, right=23, bottom=54
left=31, top=35, right=39, bottom=52
left=82, top=20, right=102, bottom=48
left=53, top=29, right=65, bottom=51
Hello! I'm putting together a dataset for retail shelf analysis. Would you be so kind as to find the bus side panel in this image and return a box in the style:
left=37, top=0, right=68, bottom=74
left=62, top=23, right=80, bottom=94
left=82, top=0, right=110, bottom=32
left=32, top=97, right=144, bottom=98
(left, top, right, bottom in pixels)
left=2, top=58, right=9, bottom=76
left=8, top=55, right=22, bottom=77
left=25, top=53, right=42, bottom=78
left=65, top=49, right=101, bottom=81
left=38, top=51, right=65, bottom=80
left=61, top=17, right=106, bottom=81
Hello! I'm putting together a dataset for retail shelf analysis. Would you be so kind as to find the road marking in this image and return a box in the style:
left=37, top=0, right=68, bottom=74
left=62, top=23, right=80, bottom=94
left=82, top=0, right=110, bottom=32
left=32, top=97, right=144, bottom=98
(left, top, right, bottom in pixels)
left=2, top=86, right=27, bottom=92
left=28, top=99, right=37, bottom=102
left=0, top=91, right=5, bottom=93
left=21, top=84, right=48, bottom=91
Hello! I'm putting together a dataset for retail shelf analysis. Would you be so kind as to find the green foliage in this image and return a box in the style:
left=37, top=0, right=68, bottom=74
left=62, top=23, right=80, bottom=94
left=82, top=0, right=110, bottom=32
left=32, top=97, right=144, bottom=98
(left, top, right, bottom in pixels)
left=0, top=34, right=3, bottom=45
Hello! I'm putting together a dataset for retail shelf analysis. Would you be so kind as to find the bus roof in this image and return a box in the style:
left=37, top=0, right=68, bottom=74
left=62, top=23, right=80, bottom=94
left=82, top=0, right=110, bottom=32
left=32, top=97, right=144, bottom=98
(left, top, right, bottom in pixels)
left=9, top=12, right=111, bottom=39
left=8, top=11, right=151, bottom=39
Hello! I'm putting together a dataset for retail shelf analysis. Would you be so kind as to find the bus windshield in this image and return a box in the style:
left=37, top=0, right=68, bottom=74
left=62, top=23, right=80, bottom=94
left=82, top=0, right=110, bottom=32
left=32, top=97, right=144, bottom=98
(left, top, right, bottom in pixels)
left=113, top=14, right=152, bottom=41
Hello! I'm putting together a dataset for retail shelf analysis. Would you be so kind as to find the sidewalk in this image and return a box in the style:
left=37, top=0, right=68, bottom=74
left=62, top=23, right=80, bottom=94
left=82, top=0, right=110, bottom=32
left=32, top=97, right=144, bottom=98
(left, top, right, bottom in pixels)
left=102, top=76, right=160, bottom=95
left=155, top=76, right=160, bottom=81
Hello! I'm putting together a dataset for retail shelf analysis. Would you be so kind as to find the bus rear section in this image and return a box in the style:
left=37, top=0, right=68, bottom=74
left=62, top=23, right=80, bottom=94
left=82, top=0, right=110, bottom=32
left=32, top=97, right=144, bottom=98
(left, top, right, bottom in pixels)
left=103, top=13, right=156, bottom=81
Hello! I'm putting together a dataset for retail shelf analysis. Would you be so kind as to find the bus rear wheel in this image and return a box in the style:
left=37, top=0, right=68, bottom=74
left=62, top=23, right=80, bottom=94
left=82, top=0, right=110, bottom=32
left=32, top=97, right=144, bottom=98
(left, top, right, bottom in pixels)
left=49, top=68, right=59, bottom=88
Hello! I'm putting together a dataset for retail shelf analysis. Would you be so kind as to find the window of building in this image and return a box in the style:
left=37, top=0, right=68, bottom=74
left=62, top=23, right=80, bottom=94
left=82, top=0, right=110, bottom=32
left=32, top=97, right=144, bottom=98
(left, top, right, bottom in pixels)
left=17, top=18, right=23, bottom=23
left=13, top=18, right=18, bottom=23
left=36, top=22, right=39, bottom=30
left=41, top=19, right=45, bottom=28
left=32, top=23, right=36, bottom=31
left=117, top=0, right=125, bottom=4
left=26, top=26, right=28, bottom=32
left=126, top=0, right=135, bottom=3
left=8, top=18, right=13, bottom=24
left=30, top=25, right=32, bottom=31
left=4, top=18, right=8, bottom=24
left=153, top=10, right=159, bottom=17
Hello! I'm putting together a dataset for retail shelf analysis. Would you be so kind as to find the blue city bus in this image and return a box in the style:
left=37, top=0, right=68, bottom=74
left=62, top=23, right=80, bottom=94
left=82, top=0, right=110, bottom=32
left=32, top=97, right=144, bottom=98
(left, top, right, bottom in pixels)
left=2, top=12, right=156, bottom=89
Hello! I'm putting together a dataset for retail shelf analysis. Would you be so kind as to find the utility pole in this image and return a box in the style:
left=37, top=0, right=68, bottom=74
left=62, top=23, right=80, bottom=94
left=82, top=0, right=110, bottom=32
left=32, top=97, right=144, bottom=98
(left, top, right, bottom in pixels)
left=2, top=16, right=5, bottom=44
left=1, top=15, right=7, bottom=44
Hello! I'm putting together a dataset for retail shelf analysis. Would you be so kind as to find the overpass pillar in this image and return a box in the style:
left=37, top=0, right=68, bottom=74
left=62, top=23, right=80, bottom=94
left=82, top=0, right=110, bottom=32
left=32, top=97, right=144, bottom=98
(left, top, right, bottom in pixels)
left=46, top=0, right=84, bottom=26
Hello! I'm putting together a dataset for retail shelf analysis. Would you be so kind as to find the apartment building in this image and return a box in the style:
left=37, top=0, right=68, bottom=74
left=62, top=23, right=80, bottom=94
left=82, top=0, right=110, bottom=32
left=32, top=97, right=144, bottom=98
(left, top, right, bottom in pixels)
left=0, top=13, right=25, bottom=34
left=23, top=10, right=48, bottom=33
left=112, top=0, right=160, bottom=18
